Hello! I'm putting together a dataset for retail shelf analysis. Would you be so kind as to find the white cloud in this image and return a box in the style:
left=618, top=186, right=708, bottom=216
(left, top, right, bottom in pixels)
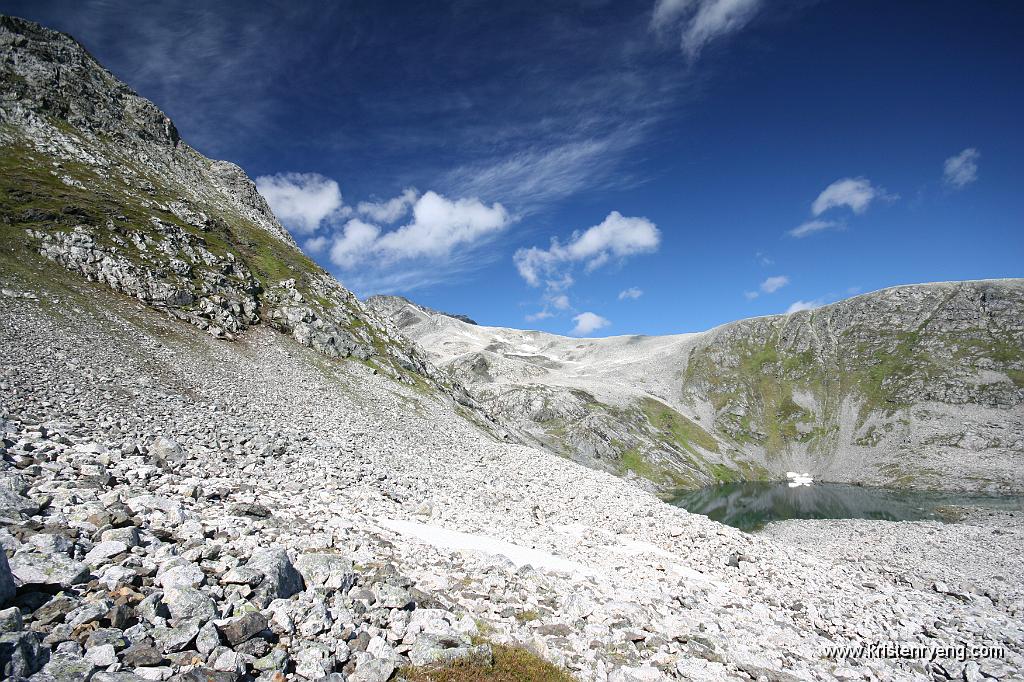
left=526, top=310, right=555, bottom=322
left=375, top=192, right=509, bottom=261
left=327, top=191, right=509, bottom=269
left=943, top=148, right=980, bottom=188
left=652, top=0, right=762, bottom=61
left=514, top=211, right=661, bottom=286
left=550, top=294, right=571, bottom=310
left=618, top=287, right=643, bottom=300
left=357, top=188, right=419, bottom=224
left=760, top=275, right=789, bottom=293
left=255, top=172, right=344, bottom=234
left=329, top=219, right=381, bottom=269
left=811, top=177, right=884, bottom=216
left=571, top=312, right=610, bottom=336
left=788, top=219, right=842, bottom=238
left=785, top=299, right=823, bottom=314
left=745, top=275, right=789, bottom=299
left=304, top=235, right=329, bottom=254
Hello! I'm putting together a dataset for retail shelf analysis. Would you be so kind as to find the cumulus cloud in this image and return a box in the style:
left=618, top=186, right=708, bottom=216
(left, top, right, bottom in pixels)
left=327, top=191, right=509, bottom=269
left=788, top=219, right=842, bottom=238
left=651, top=0, right=762, bottom=60
left=785, top=299, right=823, bottom=314
left=357, top=188, right=419, bottom=224
left=618, top=287, right=643, bottom=300
left=571, top=312, right=610, bottom=336
left=811, top=177, right=884, bottom=216
left=256, top=172, right=344, bottom=234
left=514, top=211, right=661, bottom=286
left=943, top=148, right=980, bottom=188
left=329, top=219, right=381, bottom=269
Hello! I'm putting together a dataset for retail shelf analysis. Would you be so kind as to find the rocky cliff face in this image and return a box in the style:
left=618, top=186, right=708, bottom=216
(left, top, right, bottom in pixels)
left=0, top=16, right=475, bottom=405
left=369, top=280, right=1024, bottom=493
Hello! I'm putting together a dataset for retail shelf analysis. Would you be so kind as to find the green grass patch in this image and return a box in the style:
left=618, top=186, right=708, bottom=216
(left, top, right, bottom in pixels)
left=640, top=397, right=720, bottom=454
left=401, top=643, right=576, bottom=682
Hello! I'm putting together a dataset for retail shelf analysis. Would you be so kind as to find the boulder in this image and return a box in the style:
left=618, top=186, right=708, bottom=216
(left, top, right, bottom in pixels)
left=9, top=550, right=89, bottom=587
left=295, top=553, right=357, bottom=591
left=245, top=548, right=303, bottom=605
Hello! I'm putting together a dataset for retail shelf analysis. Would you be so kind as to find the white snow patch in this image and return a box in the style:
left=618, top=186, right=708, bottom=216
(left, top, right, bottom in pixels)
left=380, top=519, right=596, bottom=575
left=786, top=471, right=813, bottom=487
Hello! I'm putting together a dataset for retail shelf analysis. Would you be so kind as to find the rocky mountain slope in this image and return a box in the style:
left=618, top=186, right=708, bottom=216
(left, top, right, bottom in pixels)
left=0, top=15, right=480, bottom=414
left=2, top=15, right=1023, bottom=682
left=368, top=280, right=1024, bottom=493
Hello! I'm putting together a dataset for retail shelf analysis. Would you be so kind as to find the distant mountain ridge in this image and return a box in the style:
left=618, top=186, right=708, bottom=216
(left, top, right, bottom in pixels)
left=368, top=279, right=1024, bottom=493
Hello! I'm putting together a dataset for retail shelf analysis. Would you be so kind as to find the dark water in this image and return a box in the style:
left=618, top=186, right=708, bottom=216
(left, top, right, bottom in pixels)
left=670, top=482, right=1024, bottom=532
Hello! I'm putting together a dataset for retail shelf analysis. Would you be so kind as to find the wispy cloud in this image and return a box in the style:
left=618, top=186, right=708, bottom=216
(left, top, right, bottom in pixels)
left=651, top=0, right=763, bottom=61
left=788, top=219, right=842, bottom=238
left=571, top=312, right=611, bottom=336
left=444, top=127, right=647, bottom=211
left=943, top=148, right=980, bottom=188
left=618, top=287, right=644, bottom=300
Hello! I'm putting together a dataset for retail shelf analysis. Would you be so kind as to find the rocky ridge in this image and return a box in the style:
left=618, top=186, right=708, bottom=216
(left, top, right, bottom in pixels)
left=368, top=281, right=1024, bottom=493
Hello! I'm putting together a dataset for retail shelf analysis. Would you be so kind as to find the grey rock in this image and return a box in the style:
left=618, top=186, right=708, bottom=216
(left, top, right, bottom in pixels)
left=9, top=551, right=89, bottom=587
left=151, top=621, right=200, bottom=653
left=216, top=612, right=268, bottom=646
left=245, top=548, right=303, bottom=606
left=121, top=641, right=166, bottom=667
left=37, top=651, right=97, bottom=682
left=0, top=630, right=46, bottom=678
left=0, top=606, right=23, bottom=633
left=84, top=540, right=128, bottom=566
left=295, top=553, right=357, bottom=591
left=294, top=642, right=334, bottom=680
left=0, top=552, right=15, bottom=607
left=162, top=588, right=217, bottom=623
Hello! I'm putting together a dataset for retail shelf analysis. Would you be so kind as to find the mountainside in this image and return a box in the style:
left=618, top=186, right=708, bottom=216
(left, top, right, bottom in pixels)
left=0, top=15, right=479, bottom=410
left=368, top=280, right=1024, bottom=493
left=3, top=15, right=1024, bottom=682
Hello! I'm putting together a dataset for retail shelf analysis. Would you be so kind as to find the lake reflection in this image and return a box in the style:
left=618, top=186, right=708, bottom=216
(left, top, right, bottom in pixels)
left=670, top=482, right=1024, bottom=532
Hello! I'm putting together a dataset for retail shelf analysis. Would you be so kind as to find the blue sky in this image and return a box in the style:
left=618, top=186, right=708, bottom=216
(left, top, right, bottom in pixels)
left=11, top=0, right=1023, bottom=335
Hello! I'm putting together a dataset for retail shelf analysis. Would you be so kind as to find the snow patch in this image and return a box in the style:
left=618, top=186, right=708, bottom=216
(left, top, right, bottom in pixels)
left=380, top=518, right=596, bottom=575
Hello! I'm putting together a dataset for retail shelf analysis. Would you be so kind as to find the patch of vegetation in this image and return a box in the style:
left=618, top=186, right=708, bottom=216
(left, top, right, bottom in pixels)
left=401, top=644, right=576, bottom=682
left=640, top=397, right=719, bottom=454
left=514, top=610, right=540, bottom=623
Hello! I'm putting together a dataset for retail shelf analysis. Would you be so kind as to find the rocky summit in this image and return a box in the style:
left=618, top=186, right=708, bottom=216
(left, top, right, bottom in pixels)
left=1, top=14, right=1023, bottom=682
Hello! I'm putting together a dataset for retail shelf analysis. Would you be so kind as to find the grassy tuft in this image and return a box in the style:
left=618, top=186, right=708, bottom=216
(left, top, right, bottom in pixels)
left=401, top=644, right=576, bottom=682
